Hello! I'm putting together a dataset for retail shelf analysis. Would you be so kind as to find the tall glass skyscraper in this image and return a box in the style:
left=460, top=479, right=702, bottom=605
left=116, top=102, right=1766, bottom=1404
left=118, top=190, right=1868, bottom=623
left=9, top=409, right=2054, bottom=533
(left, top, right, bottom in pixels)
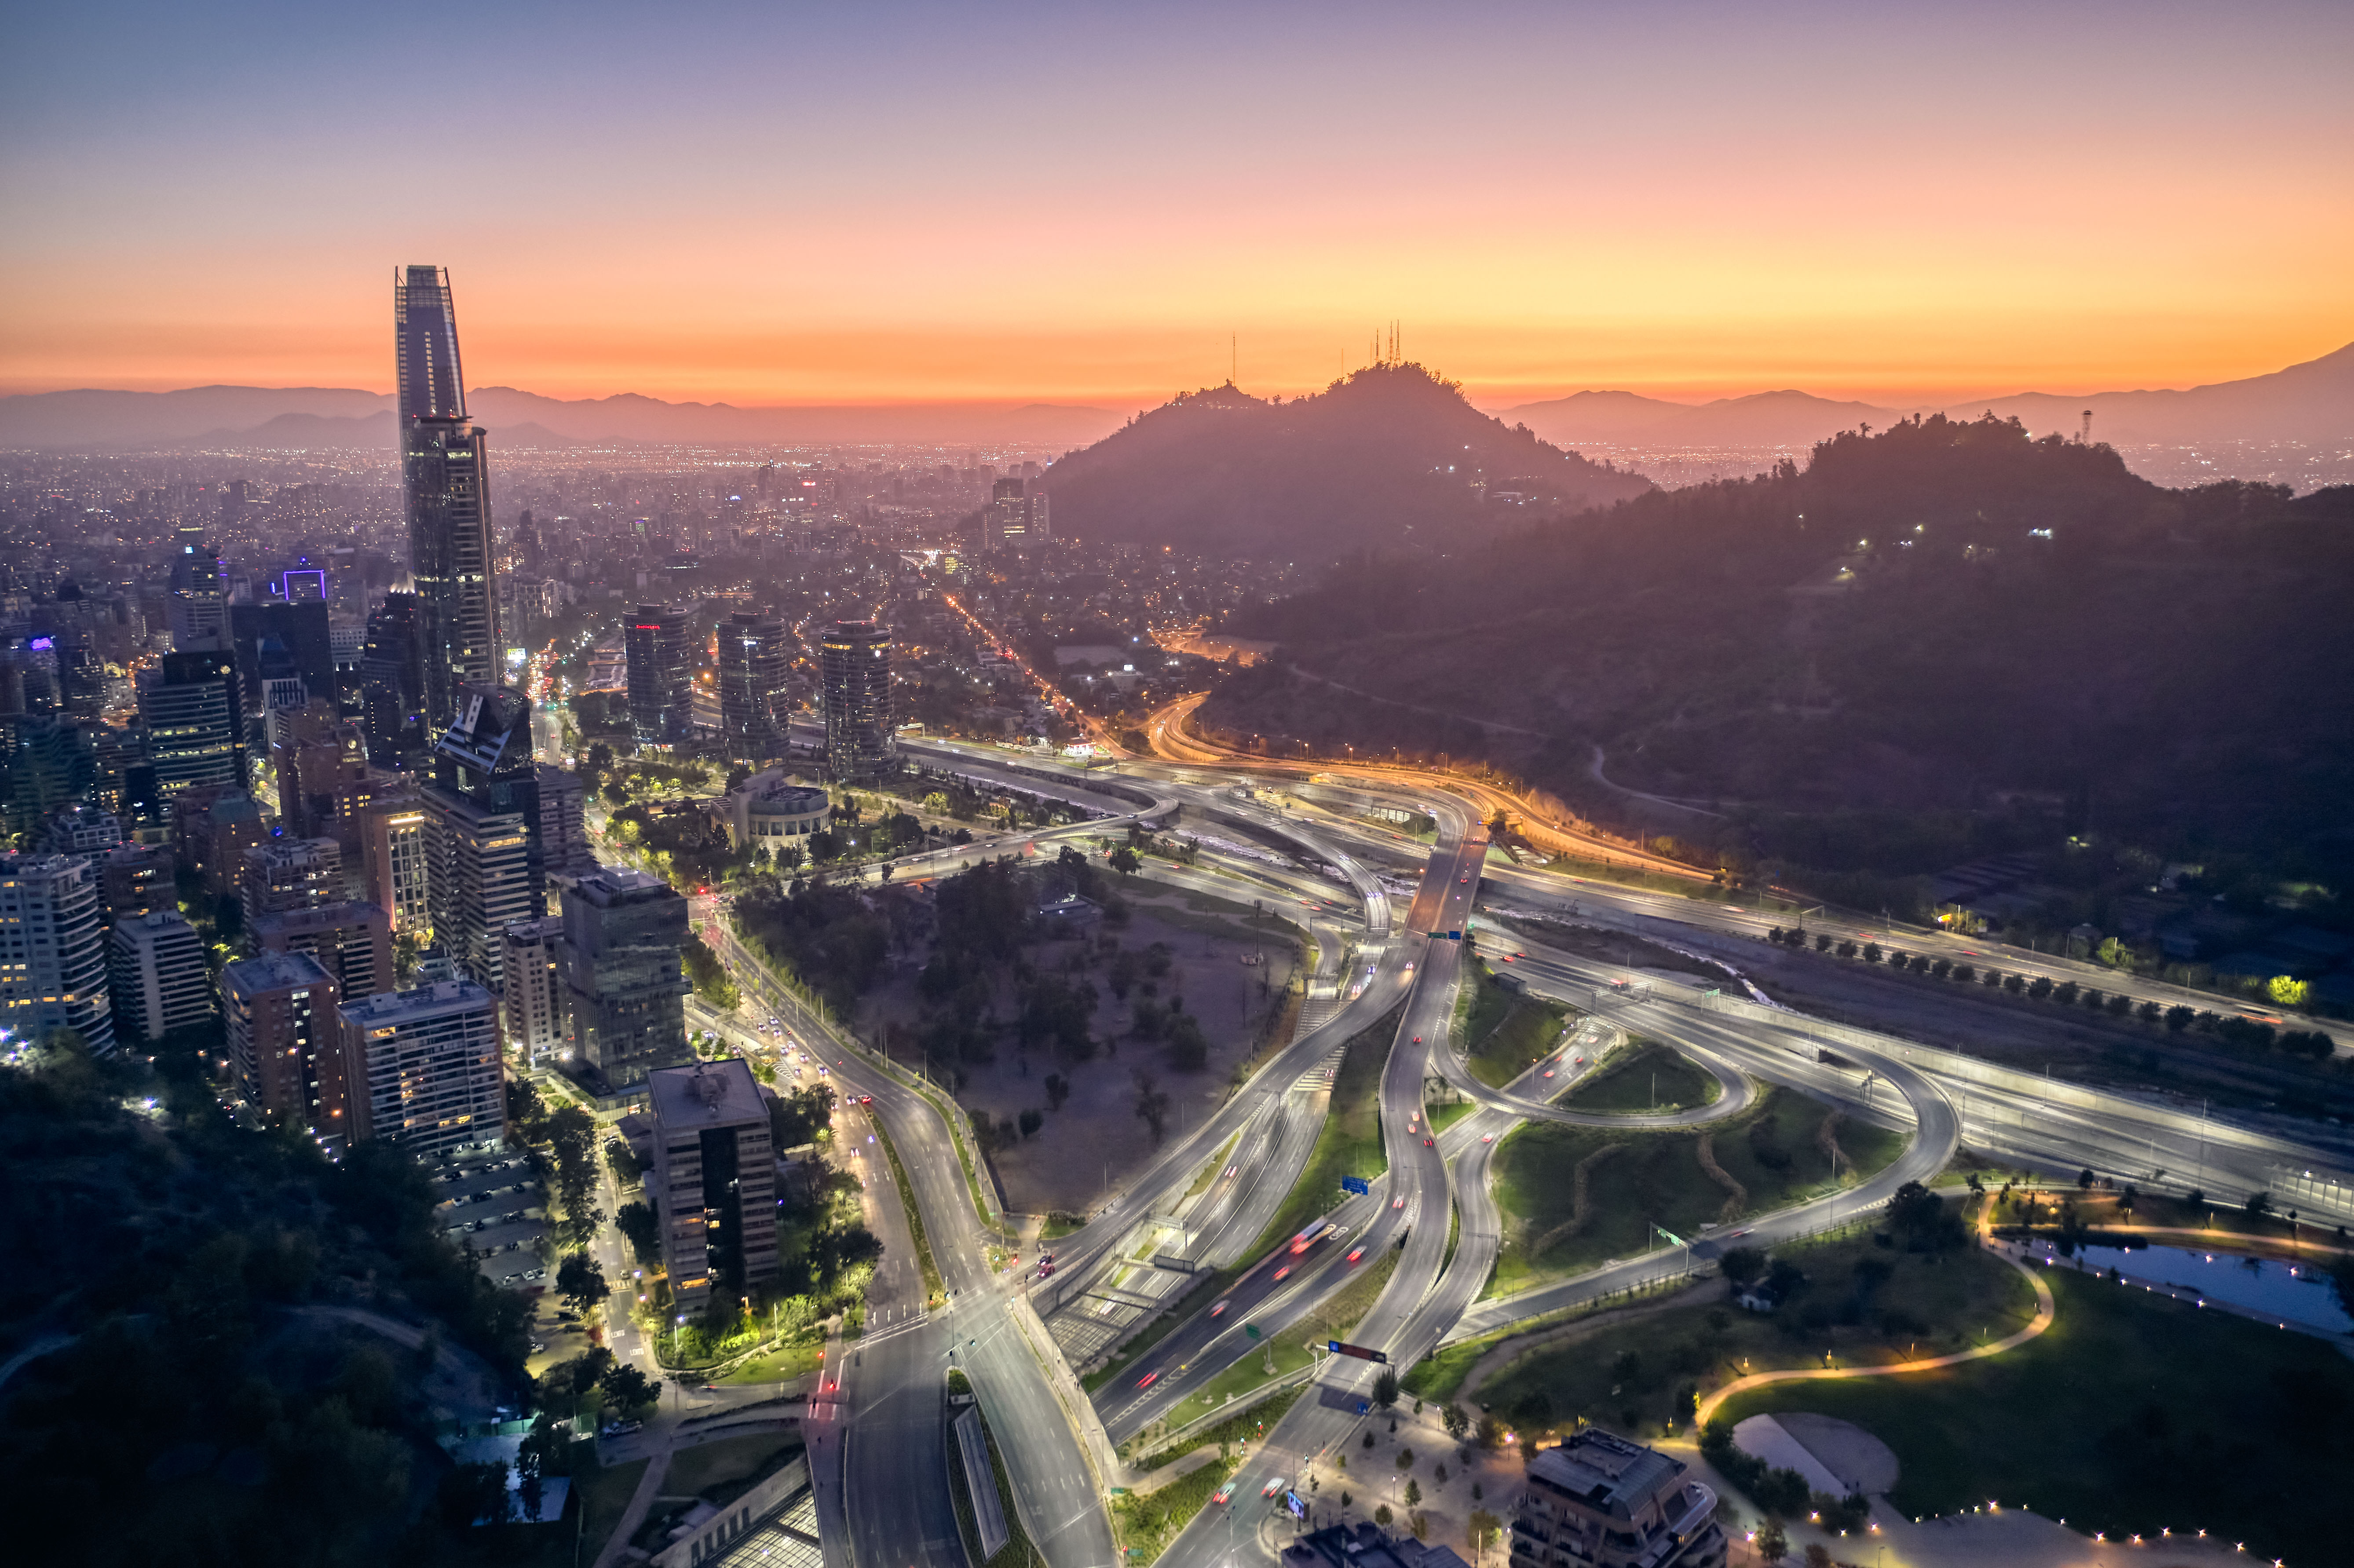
left=395, top=267, right=500, bottom=731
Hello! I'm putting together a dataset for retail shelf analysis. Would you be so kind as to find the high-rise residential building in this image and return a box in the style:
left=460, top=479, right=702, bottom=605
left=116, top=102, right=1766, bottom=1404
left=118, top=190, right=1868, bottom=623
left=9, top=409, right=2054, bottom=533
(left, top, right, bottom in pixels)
left=0, top=853, right=114, bottom=1051
left=534, top=764, right=595, bottom=876
left=139, top=648, right=246, bottom=801
left=420, top=684, right=545, bottom=992
left=241, top=837, right=342, bottom=927
left=271, top=702, right=375, bottom=846
left=647, top=1059, right=777, bottom=1310
left=336, top=978, right=505, bottom=1159
left=254, top=900, right=395, bottom=1010
left=500, top=915, right=567, bottom=1065
left=361, top=792, right=431, bottom=932
left=361, top=589, right=428, bottom=768
left=716, top=611, right=790, bottom=763
left=41, top=804, right=123, bottom=865
left=108, top=909, right=213, bottom=1044
left=819, top=620, right=893, bottom=780
left=0, top=716, right=96, bottom=840
left=558, top=867, right=690, bottom=1089
left=625, top=603, right=692, bottom=746
left=397, top=267, right=501, bottom=731
left=221, top=950, right=342, bottom=1134
left=1509, top=1430, right=1726, bottom=1568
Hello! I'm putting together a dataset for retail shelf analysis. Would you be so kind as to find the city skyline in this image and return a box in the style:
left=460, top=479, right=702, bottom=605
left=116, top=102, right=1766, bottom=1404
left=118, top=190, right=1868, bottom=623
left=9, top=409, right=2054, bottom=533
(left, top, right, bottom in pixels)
left=6, top=2, right=2349, bottom=407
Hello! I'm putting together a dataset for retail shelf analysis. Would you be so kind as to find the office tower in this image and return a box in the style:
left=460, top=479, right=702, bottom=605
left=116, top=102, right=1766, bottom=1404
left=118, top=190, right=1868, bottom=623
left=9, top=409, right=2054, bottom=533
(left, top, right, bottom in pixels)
left=88, top=724, right=144, bottom=821
left=647, top=1059, right=777, bottom=1310
left=716, top=611, right=790, bottom=763
left=0, top=854, right=114, bottom=1051
left=230, top=600, right=334, bottom=715
left=534, top=764, right=595, bottom=876
left=819, top=620, right=893, bottom=780
left=254, top=900, right=395, bottom=1010
left=336, top=978, right=505, bottom=1159
left=168, top=544, right=229, bottom=651
left=979, top=477, right=1051, bottom=554
left=108, top=909, right=213, bottom=1044
left=221, top=950, right=342, bottom=1135
left=1, top=716, right=95, bottom=839
left=256, top=636, right=309, bottom=750
left=396, top=267, right=501, bottom=731
left=558, top=867, right=690, bottom=1089
left=139, top=648, right=246, bottom=801
left=1510, top=1429, right=1726, bottom=1568
left=361, top=793, right=431, bottom=932
left=241, top=837, right=341, bottom=927
left=419, top=684, right=545, bottom=992
left=361, top=589, right=428, bottom=768
left=500, top=915, right=567, bottom=1065
left=271, top=701, right=376, bottom=846
left=624, top=603, right=692, bottom=745
left=99, top=841, right=174, bottom=920
left=54, top=630, right=103, bottom=720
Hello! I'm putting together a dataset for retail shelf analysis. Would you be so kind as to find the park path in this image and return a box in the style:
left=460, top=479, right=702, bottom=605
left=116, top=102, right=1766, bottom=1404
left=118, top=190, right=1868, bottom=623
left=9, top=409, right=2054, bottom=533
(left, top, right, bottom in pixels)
left=1696, top=1227, right=2053, bottom=1428
left=591, top=1447, right=674, bottom=1568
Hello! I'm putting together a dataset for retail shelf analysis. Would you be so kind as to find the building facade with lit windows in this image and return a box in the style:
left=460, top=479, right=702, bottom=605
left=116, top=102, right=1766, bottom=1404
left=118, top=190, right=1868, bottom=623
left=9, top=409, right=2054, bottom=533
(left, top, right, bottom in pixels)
left=337, top=978, right=506, bottom=1160
left=500, top=915, right=567, bottom=1065
left=397, top=266, right=501, bottom=731
left=647, top=1059, right=776, bottom=1311
left=107, top=909, right=213, bottom=1045
left=819, top=620, right=893, bottom=780
left=0, top=853, right=114, bottom=1052
left=716, top=611, right=791, bottom=762
left=220, top=950, right=341, bottom=1135
left=625, top=603, right=693, bottom=746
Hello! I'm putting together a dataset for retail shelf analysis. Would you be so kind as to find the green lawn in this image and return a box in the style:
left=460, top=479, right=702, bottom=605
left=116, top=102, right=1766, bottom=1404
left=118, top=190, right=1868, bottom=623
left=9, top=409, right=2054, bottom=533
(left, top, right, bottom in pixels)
left=1557, top=1041, right=1718, bottom=1115
left=1114, top=1452, right=1235, bottom=1564
left=1242, top=1004, right=1398, bottom=1261
left=1135, top=1385, right=1309, bottom=1473
left=1718, top=1265, right=2354, bottom=1568
left=1480, top=1224, right=2034, bottom=1433
left=945, top=1397, right=1043, bottom=1568
left=1486, top=1088, right=1904, bottom=1298
left=1457, top=967, right=1515, bottom=1055
left=716, top=1340, right=826, bottom=1385
left=1465, top=992, right=1572, bottom=1090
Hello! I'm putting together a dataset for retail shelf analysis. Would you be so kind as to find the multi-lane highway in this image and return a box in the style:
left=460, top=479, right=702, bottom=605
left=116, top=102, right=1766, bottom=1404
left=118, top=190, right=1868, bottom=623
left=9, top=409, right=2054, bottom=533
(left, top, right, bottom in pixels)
left=662, top=710, right=2354, bottom=1568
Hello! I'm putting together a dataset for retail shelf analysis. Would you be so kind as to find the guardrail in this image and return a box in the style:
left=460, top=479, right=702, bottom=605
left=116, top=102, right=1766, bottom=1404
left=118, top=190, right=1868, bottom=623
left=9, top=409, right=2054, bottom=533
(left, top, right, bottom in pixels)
left=1131, top=1360, right=1318, bottom=1462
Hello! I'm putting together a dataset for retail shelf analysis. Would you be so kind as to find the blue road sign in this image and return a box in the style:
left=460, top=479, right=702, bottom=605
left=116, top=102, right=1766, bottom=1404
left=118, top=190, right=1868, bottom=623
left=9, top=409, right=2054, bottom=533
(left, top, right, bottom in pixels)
left=1341, top=1176, right=1371, bottom=1196
left=1447, top=930, right=1462, bottom=940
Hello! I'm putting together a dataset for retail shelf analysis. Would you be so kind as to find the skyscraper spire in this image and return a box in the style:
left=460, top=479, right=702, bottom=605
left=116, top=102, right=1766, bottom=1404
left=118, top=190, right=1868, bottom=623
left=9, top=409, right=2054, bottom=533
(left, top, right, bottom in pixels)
left=395, top=266, right=499, bottom=730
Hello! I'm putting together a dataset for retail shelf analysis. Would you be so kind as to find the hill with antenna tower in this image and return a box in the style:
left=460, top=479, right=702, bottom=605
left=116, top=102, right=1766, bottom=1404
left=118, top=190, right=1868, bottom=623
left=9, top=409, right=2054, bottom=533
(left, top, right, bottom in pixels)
left=1038, top=339, right=1651, bottom=556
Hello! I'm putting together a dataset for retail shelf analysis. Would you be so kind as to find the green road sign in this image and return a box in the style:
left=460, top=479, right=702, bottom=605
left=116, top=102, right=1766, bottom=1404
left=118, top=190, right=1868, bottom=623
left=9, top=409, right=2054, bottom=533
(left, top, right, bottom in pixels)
left=1244, top=1323, right=1261, bottom=1341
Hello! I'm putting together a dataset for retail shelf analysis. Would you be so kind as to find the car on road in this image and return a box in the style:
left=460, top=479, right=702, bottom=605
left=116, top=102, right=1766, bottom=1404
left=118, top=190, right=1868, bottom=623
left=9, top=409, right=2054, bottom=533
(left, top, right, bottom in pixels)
left=1513, top=952, right=1525, bottom=960
left=1459, top=874, right=1469, bottom=883
left=1262, top=1476, right=1288, bottom=1499
left=1424, top=1136, right=1434, bottom=1147
left=1136, top=1371, right=1158, bottom=1389
left=1210, top=1301, right=1227, bottom=1317
left=1481, top=1133, right=1494, bottom=1143
left=858, top=1094, right=874, bottom=1105
left=1412, top=1035, right=1422, bottom=1044
left=1393, top=1196, right=1405, bottom=1209
left=1346, top=1247, right=1364, bottom=1263
left=1213, top=1482, right=1235, bottom=1505
left=1273, top=1265, right=1291, bottom=1282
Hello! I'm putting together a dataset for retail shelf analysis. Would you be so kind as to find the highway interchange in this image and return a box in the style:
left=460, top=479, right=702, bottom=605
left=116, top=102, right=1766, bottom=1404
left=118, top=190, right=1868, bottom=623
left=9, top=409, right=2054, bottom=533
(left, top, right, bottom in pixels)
left=649, top=714, right=2354, bottom=1568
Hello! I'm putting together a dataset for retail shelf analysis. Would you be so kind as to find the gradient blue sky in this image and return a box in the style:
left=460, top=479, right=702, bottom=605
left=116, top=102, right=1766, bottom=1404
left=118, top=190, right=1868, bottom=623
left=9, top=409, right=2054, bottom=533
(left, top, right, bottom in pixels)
left=5, top=0, right=2350, bottom=405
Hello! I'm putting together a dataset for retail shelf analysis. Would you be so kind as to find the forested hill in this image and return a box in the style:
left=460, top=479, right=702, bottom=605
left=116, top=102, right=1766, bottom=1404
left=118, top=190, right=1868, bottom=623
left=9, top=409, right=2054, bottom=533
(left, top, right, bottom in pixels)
left=1036, top=362, right=1651, bottom=557
left=1210, top=414, right=2354, bottom=885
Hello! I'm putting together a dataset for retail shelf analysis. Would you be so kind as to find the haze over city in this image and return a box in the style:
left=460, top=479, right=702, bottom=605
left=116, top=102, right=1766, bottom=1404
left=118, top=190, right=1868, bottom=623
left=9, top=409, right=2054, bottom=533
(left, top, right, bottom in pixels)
left=4, top=7, right=2352, bottom=1568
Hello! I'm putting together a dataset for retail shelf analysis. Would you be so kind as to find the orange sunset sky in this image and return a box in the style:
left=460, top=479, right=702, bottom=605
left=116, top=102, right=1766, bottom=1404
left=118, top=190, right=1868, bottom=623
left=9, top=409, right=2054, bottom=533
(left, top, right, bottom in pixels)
left=4, top=1, right=2350, bottom=410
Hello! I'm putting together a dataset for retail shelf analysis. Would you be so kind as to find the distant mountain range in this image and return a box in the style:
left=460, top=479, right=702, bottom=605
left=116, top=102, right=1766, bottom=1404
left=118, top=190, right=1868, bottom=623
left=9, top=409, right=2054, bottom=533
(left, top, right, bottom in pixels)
left=0, top=384, right=1125, bottom=450
left=1034, top=364, right=1652, bottom=556
left=1497, top=341, right=2354, bottom=450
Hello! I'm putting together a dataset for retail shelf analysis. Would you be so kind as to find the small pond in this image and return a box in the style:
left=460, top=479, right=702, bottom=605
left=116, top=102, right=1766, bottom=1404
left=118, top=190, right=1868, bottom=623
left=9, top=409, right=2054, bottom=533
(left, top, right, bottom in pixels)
left=2040, top=1240, right=2354, bottom=1335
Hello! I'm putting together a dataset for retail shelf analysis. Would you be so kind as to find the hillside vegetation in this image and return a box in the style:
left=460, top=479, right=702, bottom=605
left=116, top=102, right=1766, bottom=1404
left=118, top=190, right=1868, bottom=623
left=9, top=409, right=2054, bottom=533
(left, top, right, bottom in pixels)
left=1038, top=363, right=1649, bottom=556
left=1207, top=416, right=2354, bottom=904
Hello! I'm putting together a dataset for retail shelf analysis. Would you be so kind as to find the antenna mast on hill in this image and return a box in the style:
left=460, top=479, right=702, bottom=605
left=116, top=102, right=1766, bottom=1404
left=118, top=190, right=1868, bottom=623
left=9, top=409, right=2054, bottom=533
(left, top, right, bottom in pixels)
left=2079, top=409, right=2094, bottom=444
